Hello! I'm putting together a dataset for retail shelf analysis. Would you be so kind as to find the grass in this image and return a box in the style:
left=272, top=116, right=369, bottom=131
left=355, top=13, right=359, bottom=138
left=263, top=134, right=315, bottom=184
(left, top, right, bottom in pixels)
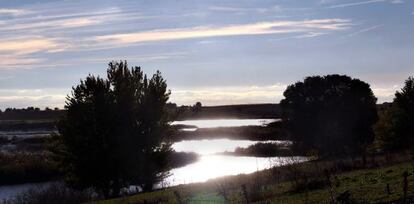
left=91, top=154, right=414, bottom=204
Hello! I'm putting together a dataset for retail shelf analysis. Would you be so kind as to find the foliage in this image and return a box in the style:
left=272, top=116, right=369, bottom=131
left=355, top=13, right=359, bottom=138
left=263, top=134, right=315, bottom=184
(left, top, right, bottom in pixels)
left=0, top=151, right=59, bottom=185
left=231, top=142, right=293, bottom=157
left=55, top=61, right=171, bottom=198
left=375, top=76, right=414, bottom=151
left=4, top=183, right=92, bottom=204
left=280, top=75, right=378, bottom=156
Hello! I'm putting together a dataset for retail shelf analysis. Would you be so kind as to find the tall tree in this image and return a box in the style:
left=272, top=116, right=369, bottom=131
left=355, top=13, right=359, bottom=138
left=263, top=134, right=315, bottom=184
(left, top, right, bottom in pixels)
left=56, top=61, right=171, bottom=198
left=375, top=77, right=414, bottom=151
left=280, top=75, right=378, bottom=157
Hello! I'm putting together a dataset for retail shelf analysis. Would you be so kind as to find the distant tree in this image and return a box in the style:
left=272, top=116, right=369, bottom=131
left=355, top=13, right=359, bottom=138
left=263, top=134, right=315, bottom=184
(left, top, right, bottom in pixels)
left=192, top=102, right=202, bottom=113
left=280, top=75, right=378, bottom=157
left=375, top=77, right=414, bottom=151
left=55, top=61, right=171, bottom=198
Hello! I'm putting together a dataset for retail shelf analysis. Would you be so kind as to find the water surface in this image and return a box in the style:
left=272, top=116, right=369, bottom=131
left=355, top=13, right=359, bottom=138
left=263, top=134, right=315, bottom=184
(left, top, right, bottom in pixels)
left=0, top=118, right=300, bottom=200
left=171, top=118, right=279, bottom=128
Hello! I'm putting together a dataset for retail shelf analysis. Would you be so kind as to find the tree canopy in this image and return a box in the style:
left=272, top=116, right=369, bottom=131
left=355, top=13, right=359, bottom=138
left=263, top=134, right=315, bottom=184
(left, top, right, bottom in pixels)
left=280, top=75, right=378, bottom=156
left=55, top=61, right=171, bottom=198
left=375, top=76, right=414, bottom=151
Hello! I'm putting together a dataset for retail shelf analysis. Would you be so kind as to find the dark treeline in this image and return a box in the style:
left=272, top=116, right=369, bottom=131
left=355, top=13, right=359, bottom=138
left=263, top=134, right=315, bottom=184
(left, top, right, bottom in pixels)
left=170, top=103, right=281, bottom=120
left=0, top=109, right=64, bottom=121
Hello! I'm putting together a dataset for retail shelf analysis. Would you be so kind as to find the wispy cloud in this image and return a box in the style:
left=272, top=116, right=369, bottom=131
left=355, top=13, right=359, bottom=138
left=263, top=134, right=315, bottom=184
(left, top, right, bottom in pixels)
left=372, top=85, right=400, bottom=102
left=208, top=5, right=281, bottom=13
left=327, top=0, right=401, bottom=8
left=0, top=37, right=67, bottom=55
left=170, top=84, right=288, bottom=106
left=0, top=52, right=188, bottom=70
left=95, top=19, right=351, bottom=45
left=0, top=17, right=101, bottom=32
left=0, top=55, right=45, bottom=69
left=0, top=89, right=67, bottom=109
left=0, top=8, right=28, bottom=16
left=348, top=25, right=382, bottom=36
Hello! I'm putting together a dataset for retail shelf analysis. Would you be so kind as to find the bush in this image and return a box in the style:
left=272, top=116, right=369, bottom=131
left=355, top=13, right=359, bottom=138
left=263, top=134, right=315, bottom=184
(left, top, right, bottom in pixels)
left=0, top=152, right=60, bottom=185
left=233, top=142, right=293, bottom=157
left=3, top=183, right=93, bottom=204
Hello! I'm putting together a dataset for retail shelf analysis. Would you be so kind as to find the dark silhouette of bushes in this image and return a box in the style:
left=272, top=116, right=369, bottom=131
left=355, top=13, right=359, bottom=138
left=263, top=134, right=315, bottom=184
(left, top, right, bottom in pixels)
left=281, top=75, right=378, bottom=157
left=230, top=142, right=293, bottom=157
left=0, top=152, right=60, bottom=185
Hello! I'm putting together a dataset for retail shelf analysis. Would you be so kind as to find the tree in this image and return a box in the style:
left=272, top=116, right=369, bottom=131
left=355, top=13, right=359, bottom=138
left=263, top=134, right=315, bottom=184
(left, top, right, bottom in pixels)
left=280, top=75, right=378, bottom=157
left=375, top=77, right=414, bottom=151
left=192, top=102, right=202, bottom=113
left=55, top=61, right=171, bottom=198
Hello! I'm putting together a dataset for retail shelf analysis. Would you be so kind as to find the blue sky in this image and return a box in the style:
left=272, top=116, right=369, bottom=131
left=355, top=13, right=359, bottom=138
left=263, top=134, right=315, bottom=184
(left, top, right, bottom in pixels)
left=0, top=0, right=413, bottom=109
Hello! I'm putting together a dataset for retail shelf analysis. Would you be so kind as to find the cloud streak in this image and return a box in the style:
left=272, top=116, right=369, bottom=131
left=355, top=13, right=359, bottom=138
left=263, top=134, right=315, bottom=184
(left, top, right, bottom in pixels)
left=95, top=19, right=351, bottom=44
left=0, top=8, right=28, bottom=16
left=0, top=37, right=66, bottom=55
left=170, top=84, right=288, bottom=106
left=348, top=25, right=382, bottom=36
left=327, top=0, right=401, bottom=8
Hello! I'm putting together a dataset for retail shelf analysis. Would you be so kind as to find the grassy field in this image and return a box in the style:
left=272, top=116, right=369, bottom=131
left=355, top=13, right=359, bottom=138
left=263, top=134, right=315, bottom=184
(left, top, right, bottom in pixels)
left=91, top=154, right=414, bottom=204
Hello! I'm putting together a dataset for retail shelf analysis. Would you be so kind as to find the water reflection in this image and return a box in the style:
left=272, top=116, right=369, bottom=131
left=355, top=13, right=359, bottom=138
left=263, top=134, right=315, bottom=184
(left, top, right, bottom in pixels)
left=171, top=118, right=279, bottom=128
left=165, top=155, right=306, bottom=186
left=166, top=138, right=303, bottom=186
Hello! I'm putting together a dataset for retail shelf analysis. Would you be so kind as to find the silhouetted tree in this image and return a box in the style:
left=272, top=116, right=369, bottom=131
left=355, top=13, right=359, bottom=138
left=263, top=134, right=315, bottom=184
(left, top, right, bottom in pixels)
left=280, top=75, right=378, bottom=157
left=192, top=102, right=202, bottom=113
left=375, top=77, right=414, bottom=151
left=55, top=61, right=171, bottom=198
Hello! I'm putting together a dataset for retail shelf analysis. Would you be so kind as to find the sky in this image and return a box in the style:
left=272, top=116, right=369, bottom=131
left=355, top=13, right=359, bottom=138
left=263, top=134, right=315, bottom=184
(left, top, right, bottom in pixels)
left=0, top=0, right=413, bottom=109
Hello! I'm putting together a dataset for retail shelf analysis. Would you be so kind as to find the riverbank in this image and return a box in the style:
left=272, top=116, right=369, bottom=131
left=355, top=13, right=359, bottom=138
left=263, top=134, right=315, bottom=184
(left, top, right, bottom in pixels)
left=92, top=152, right=413, bottom=204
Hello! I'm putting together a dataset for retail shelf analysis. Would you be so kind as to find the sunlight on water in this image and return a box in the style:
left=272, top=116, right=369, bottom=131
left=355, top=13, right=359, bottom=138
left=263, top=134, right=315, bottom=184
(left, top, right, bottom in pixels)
left=171, top=118, right=279, bottom=128
left=164, top=155, right=306, bottom=186
left=165, top=138, right=303, bottom=187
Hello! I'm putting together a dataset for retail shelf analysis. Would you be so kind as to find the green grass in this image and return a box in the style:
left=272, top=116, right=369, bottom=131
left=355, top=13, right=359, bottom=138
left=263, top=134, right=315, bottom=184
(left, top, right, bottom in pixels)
left=266, top=162, right=414, bottom=203
left=91, top=157, right=414, bottom=204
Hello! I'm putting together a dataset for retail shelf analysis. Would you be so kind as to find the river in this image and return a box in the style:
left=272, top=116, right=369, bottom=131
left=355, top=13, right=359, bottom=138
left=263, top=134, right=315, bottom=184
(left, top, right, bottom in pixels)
left=0, top=118, right=305, bottom=200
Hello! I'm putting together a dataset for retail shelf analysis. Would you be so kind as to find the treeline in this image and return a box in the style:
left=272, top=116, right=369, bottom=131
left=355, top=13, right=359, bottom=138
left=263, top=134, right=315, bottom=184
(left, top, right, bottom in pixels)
left=170, top=103, right=281, bottom=120
left=0, top=107, right=64, bottom=121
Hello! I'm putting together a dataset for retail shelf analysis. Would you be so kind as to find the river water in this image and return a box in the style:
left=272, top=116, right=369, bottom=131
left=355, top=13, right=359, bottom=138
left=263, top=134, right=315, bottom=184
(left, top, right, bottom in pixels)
left=0, top=118, right=305, bottom=200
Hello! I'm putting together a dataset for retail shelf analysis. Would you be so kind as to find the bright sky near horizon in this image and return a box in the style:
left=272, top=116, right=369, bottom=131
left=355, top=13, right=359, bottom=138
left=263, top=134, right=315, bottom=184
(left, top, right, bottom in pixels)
left=0, top=0, right=413, bottom=109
